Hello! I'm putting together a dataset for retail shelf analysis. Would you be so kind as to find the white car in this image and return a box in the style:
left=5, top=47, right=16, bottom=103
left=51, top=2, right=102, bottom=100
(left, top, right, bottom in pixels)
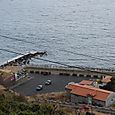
left=36, top=85, right=43, bottom=91
left=45, top=80, right=52, bottom=85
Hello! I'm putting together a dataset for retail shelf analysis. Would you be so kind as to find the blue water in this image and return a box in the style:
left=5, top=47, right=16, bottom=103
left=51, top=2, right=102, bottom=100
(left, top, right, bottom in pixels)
left=0, top=0, right=115, bottom=69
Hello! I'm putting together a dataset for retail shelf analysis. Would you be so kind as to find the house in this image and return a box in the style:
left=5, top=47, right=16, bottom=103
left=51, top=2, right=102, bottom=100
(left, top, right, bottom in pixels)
left=65, top=82, right=115, bottom=107
left=97, top=76, right=113, bottom=88
left=101, top=76, right=112, bottom=86
left=0, top=69, right=15, bottom=86
left=0, top=66, right=27, bottom=86
left=79, top=80, right=94, bottom=86
left=3, top=66, right=27, bottom=81
left=79, top=80, right=100, bottom=88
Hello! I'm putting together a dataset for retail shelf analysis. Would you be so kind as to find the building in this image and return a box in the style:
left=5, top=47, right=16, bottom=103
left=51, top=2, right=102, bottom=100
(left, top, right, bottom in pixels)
left=79, top=80, right=94, bottom=86
left=65, top=82, right=115, bottom=107
left=3, top=66, right=28, bottom=81
left=101, top=76, right=112, bottom=86
left=0, top=66, right=27, bottom=86
left=79, top=80, right=101, bottom=88
left=0, top=69, right=15, bottom=86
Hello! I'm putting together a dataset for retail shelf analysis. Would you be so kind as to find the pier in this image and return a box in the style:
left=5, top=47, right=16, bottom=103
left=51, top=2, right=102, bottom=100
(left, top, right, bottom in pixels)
left=0, top=51, right=47, bottom=68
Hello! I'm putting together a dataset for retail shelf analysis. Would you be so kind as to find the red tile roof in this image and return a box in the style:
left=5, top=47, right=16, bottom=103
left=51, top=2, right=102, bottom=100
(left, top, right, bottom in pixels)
left=66, top=83, right=112, bottom=101
left=101, top=76, right=112, bottom=83
left=79, top=80, right=93, bottom=85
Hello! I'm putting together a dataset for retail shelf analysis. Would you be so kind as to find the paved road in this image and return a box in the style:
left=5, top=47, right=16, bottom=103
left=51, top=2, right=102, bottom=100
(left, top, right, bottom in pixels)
left=13, top=73, right=94, bottom=96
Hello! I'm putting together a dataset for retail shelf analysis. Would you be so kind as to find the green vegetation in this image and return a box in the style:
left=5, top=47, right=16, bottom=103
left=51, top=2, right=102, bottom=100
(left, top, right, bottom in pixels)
left=112, top=103, right=115, bottom=107
left=0, top=89, right=70, bottom=115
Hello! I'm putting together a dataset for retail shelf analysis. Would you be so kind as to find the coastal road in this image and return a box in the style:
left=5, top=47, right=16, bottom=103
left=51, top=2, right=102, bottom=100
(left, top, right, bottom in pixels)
left=13, top=73, right=95, bottom=96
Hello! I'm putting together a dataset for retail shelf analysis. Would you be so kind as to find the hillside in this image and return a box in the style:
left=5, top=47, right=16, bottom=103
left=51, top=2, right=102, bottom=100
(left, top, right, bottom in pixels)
left=0, top=85, right=70, bottom=115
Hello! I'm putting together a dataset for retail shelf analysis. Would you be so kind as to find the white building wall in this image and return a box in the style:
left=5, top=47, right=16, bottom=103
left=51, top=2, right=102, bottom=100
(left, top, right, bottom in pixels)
left=106, top=92, right=115, bottom=107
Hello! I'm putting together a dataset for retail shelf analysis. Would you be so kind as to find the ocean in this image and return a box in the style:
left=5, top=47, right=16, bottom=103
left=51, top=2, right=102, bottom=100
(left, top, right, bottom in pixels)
left=0, top=0, right=115, bottom=69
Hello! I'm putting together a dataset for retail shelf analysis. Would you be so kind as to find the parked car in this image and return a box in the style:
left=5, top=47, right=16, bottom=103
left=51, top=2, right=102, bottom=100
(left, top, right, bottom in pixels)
left=45, top=80, right=52, bottom=85
left=36, top=85, right=43, bottom=91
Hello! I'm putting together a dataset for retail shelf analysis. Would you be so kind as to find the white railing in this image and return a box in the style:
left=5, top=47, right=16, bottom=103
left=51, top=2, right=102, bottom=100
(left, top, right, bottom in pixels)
left=25, top=64, right=115, bottom=73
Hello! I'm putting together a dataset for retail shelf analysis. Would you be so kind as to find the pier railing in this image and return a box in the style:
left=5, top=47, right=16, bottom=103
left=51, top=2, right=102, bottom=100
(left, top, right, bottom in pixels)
left=26, top=64, right=115, bottom=73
